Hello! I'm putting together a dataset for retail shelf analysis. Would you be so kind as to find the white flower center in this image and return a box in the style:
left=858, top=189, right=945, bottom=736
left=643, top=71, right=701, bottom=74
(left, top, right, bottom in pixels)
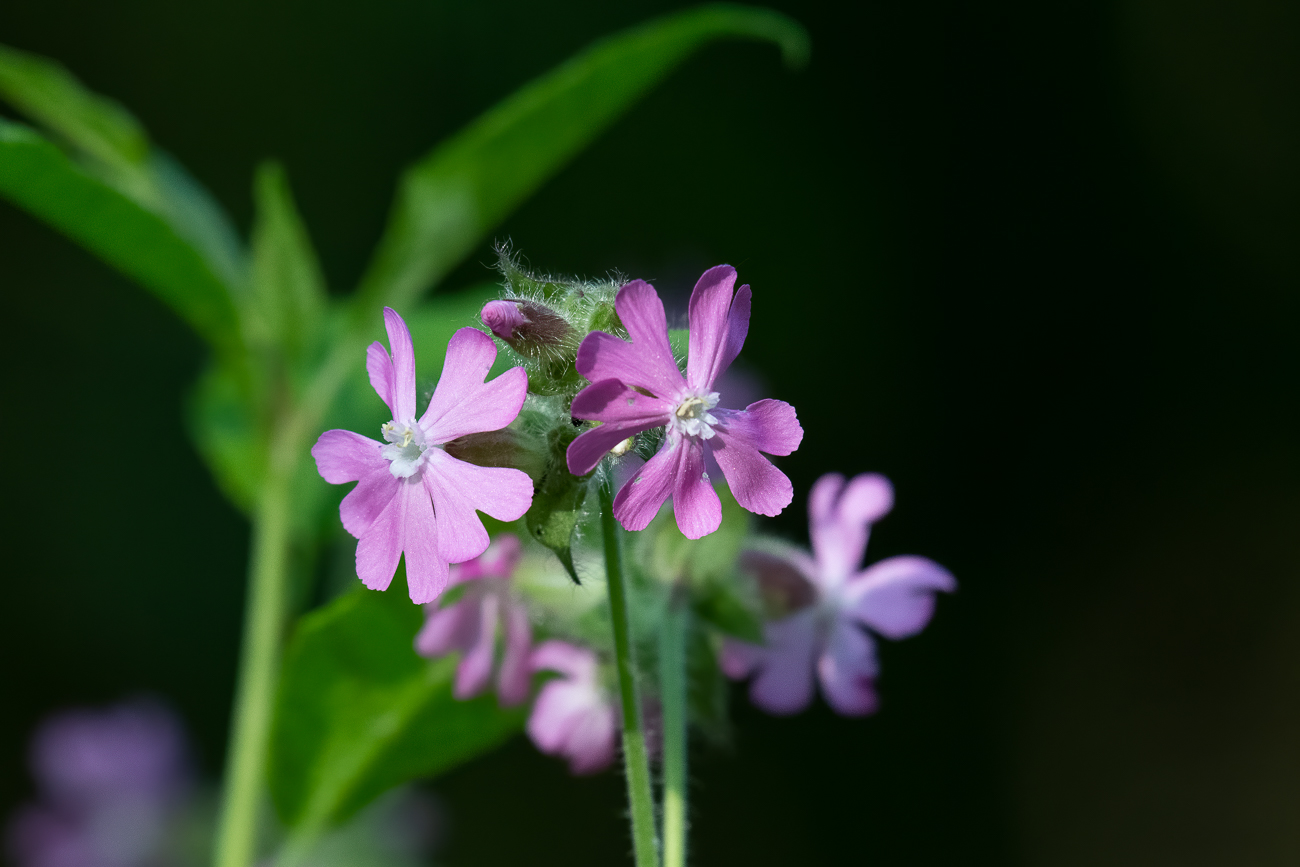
left=669, top=391, right=721, bottom=440
left=381, top=419, right=429, bottom=478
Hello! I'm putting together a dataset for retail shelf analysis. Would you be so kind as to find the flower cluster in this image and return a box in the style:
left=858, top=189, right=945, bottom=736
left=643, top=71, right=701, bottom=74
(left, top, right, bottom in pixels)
left=313, top=262, right=954, bottom=775
left=5, top=700, right=193, bottom=867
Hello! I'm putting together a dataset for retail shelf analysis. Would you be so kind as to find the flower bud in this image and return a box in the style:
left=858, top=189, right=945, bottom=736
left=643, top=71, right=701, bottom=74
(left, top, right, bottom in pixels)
left=480, top=298, right=574, bottom=360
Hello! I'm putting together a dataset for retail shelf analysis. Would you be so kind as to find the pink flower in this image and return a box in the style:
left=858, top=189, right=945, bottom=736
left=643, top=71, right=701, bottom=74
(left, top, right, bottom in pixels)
left=414, top=535, right=533, bottom=706
left=526, top=641, right=617, bottom=775
left=312, top=308, right=534, bottom=604
left=565, top=266, right=803, bottom=539
left=720, top=473, right=956, bottom=716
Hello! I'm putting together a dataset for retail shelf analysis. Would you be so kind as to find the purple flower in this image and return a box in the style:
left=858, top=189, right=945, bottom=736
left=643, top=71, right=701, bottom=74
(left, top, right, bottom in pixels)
left=6, top=699, right=191, bottom=867
left=720, top=473, right=955, bottom=716
left=312, top=308, right=534, bottom=604
left=566, top=266, right=803, bottom=539
left=414, top=534, right=533, bottom=706
left=526, top=641, right=617, bottom=775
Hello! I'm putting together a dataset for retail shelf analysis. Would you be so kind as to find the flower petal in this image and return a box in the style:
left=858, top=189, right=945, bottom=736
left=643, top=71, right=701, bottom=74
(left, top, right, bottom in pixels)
left=672, top=439, right=721, bottom=539
left=810, top=473, right=896, bottom=582
left=399, top=478, right=448, bottom=604
left=686, top=265, right=751, bottom=389
left=575, top=280, right=685, bottom=399
left=562, top=700, right=617, bottom=775
left=842, top=555, right=955, bottom=639
left=566, top=378, right=673, bottom=474
left=383, top=307, right=418, bottom=421
left=366, top=341, right=396, bottom=417
left=313, top=429, right=385, bottom=484
left=422, top=328, right=527, bottom=442
left=716, top=400, right=803, bottom=456
left=709, top=430, right=794, bottom=518
left=354, top=485, right=406, bottom=592
left=414, top=592, right=482, bottom=658
left=454, top=593, right=498, bottom=699
left=339, top=466, right=400, bottom=538
left=611, top=437, right=684, bottom=532
left=423, top=450, right=533, bottom=563
left=747, top=610, right=819, bottom=715
left=719, top=638, right=763, bottom=679
left=496, top=599, right=533, bottom=707
left=817, top=618, right=880, bottom=716
left=527, top=680, right=587, bottom=753
left=531, top=639, right=597, bottom=681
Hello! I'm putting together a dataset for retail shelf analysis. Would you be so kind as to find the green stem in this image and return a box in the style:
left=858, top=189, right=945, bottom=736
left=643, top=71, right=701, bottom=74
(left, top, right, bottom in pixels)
left=658, top=595, right=689, bottom=867
left=600, top=480, right=659, bottom=867
left=212, top=446, right=296, bottom=867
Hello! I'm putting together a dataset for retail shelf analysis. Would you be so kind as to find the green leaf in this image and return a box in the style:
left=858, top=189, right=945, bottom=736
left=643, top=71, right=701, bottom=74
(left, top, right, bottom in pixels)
left=250, top=162, right=327, bottom=361
left=269, top=574, right=526, bottom=835
left=0, top=43, right=148, bottom=173
left=0, top=119, right=242, bottom=350
left=354, top=3, right=809, bottom=313
left=0, top=45, right=247, bottom=348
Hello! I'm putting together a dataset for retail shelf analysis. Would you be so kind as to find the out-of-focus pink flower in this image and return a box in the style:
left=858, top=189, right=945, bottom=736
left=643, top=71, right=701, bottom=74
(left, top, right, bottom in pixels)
left=414, top=535, right=533, bottom=706
left=526, top=641, right=617, bottom=775
left=312, top=308, right=534, bottom=604
left=6, top=699, right=191, bottom=867
left=721, top=473, right=955, bottom=716
left=565, top=266, right=803, bottom=540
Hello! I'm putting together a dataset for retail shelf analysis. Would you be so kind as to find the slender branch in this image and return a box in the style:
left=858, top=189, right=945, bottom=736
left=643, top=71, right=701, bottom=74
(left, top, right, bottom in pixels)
left=212, top=438, right=297, bottom=867
left=659, top=595, right=690, bottom=867
left=600, top=480, right=659, bottom=867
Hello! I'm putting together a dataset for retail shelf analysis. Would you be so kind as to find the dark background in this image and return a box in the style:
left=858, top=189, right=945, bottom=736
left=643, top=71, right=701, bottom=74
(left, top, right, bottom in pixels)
left=3, top=0, right=1299, bottom=864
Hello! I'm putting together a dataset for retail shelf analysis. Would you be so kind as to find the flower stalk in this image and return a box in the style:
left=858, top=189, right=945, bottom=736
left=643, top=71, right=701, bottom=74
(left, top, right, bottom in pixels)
left=600, top=479, right=659, bottom=867
left=658, top=595, right=690, bottom=867
left=213, top=434, right=298, bottom=867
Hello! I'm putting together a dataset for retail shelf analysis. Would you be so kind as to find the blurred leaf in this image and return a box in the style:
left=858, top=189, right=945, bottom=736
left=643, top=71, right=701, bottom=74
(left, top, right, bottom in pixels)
left=250, top=161, right=327, bottom=361
left=687, top=621, right=732, bottom=744
left=269, top=574, right=525, bottom=835
left=354, top=3, right=809, bottom=314
left=693, top=577, right=763, bottom=642
left=187, top=359, right=264, bottom=515
left=0, top=43, right=147, bottom=173
left=0, top=44, right=247, bottom=290
left=0, top=119, right=242, bottom=350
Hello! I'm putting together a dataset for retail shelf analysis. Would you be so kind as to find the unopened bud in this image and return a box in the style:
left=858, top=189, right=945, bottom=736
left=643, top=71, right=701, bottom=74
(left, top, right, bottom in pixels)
left=610, top=437, right=635, bottom=457
left=480, top=298, right=574, bottom=359
left=481, top=300, right=528, bottom=340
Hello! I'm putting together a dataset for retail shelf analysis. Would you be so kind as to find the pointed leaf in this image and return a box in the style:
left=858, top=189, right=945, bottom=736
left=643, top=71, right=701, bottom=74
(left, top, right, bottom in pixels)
left=354, top=3, right=809, bottom=313
left=250, top=161, right=327, bottom=360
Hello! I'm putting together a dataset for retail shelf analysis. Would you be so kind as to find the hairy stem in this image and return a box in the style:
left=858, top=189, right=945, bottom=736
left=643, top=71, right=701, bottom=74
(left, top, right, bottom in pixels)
left=659, top=595, right=690, bottom=867
left=600, top=480, right=659, bottom=867
left=212, top=441, right=296, bottom=867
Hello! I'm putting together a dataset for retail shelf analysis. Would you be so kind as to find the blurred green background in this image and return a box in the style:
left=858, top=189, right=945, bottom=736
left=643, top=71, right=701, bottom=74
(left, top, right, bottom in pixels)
left=2, top=0, right=1299, bottom=864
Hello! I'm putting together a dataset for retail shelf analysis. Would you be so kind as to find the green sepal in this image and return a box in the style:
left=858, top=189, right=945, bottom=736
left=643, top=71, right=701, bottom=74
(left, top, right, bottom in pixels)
left=525, top=423, right=591, bottom=583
